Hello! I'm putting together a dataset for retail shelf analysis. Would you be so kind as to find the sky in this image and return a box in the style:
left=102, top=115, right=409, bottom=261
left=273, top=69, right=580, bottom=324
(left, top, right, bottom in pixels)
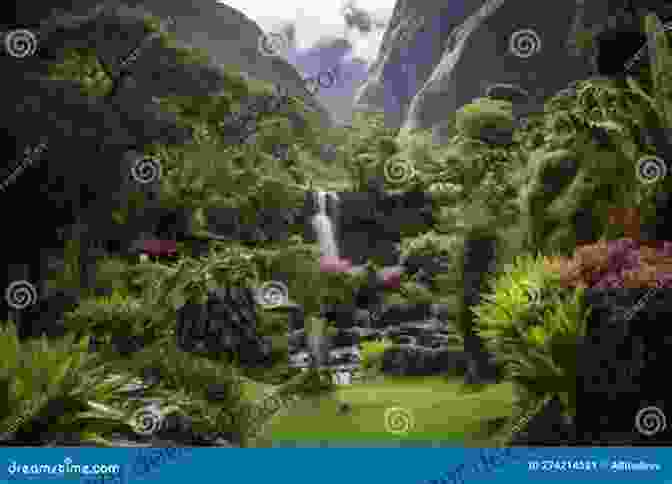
left=218, top=0, right=395, bottom=62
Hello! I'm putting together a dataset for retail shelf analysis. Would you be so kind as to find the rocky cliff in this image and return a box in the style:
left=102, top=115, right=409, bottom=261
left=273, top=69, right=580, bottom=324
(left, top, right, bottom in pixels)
left=139, top=0, right=332, bottom=128
left=354, top=0, right=669, bottom=143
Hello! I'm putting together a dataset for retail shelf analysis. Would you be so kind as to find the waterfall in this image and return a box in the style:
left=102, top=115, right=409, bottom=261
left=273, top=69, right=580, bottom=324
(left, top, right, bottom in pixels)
left=311, top=191, right=340, bottom=259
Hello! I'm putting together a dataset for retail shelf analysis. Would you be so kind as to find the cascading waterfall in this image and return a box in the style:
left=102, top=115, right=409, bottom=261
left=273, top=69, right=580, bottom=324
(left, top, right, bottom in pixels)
left=308, top=190, right=342, bottom=369
left=311, top=191, right=340, bottom=259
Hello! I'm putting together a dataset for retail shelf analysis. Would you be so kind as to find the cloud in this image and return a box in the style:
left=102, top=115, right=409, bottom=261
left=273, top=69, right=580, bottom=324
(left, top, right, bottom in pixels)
left=219, top=0, right=392, bottom=62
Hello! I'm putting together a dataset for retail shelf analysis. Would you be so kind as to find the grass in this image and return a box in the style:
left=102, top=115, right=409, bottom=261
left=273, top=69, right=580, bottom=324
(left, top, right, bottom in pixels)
left=250, top=375, right=516, bottom=446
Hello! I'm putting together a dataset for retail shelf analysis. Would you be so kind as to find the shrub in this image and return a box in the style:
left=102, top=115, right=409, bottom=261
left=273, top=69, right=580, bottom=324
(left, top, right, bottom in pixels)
left=543, top=238, right=672, bottom=288
left=472, top=254, right=589, bottom=423
left=360, top=338, right=394, bottom=374
left=0, top=322, right=140, bottom=445
left=62, top=291, right=160, bottom=356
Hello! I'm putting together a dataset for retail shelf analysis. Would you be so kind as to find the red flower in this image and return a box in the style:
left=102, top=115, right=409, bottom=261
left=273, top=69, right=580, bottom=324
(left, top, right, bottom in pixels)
left=139, top=239, right=178, bottom=257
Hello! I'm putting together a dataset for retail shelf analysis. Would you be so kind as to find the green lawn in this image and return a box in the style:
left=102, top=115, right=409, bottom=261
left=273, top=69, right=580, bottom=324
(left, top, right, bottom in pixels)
left=247, top=376, right=516, bottom=446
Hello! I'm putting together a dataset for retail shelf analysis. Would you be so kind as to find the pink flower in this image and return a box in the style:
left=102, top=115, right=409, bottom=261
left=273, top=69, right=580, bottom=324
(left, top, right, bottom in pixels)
left=139, top=239, right=178, bottom=257
left=319, top=256, right=353, bottom=273
left=378, top=266, right=404, bottom=289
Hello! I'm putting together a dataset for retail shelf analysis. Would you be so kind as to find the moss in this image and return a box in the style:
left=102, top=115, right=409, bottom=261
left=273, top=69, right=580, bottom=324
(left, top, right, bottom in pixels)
left=455, top=98, right=515, bottom=140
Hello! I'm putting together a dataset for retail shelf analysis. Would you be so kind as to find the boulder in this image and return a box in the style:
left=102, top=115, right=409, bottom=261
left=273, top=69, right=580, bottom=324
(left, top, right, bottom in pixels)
left=376, top=303, right=432, bottom=327
left=380, top=344, right=468, bottom=376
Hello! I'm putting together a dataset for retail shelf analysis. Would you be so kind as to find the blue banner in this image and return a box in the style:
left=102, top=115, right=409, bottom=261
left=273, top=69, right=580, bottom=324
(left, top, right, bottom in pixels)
left=0, top=447, right=669, bottom=484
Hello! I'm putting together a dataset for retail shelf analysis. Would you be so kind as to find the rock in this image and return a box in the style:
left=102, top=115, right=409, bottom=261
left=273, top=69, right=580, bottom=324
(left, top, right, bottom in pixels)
left=476, top=125, right=514, bottom=146
left=376, top=303, right=432, bottom=327
left=330, top=328, right=360, bottom=347
left=175, top=286, right=270, bottom=366
left=393, top=335, right=417, bottom=345
left=349, top=326, right=382, bottom=341
left=352, top=309, right=372, bottom=328
left=485, top=83, right=530, bottom=103
left=288, top=329, right=306, bottom=350
left=380, top=344, right=468, bottom=376
left=355, top=0, right=626, bottom=142
left=578, top=288, right=672, bottom=444
left=430, top=303, right=453, bottom=321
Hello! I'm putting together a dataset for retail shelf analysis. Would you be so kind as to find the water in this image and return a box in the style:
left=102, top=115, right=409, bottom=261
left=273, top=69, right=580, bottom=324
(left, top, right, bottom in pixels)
left=311, top=191, right=340, bottom=259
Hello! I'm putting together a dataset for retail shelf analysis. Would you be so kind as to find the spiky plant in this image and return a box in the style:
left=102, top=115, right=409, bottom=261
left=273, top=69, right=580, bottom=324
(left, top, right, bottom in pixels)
left=0, top=322, right=141, bottom=445
left=472, top=254, right=590, bottom=429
